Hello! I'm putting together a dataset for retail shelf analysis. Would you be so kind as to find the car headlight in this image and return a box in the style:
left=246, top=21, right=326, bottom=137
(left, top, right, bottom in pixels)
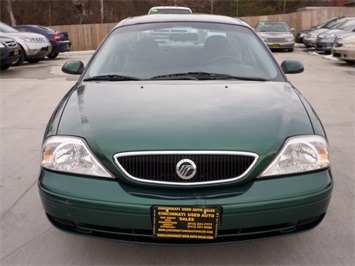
left=41, top=136, right=113, bottom=178
left=318, top=34, right=335, bottom=40
left=260, top=135, right=329, bottom=177
left=0, top=43, right=5, bottom=48
left=20, top=36, right=34, bottom=42
left=324, top=34, right=335, bottom=40
left=286, top=37, right=294, bottom=42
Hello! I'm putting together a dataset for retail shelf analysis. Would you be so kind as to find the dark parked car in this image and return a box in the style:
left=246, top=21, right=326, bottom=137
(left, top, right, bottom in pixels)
left=0, top=36, right=20, bottom=70
left=39, top=14, right=332, bottom=245
left=14, top=25, right=71, bottom=59
left=295, top=16, right=344, bottom=45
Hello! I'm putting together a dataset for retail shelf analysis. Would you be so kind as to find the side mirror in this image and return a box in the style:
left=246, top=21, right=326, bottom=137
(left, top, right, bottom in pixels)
left=62, top=60, right=84, bottom=75
left=281, top=60, right=304, bottom=74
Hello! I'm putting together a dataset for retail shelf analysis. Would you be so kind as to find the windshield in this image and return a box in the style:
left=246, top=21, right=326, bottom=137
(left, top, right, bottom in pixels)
left=256, top=22, right=290, bottom=32
left=336, top=19, right=355, bottom=31
left=328, top=18, right=355, bottom=29
left=0, top=22, right=19, bottom=33
left=148, top=8, right=192, bottom=14
left=86, top=22, right=283, bottom=81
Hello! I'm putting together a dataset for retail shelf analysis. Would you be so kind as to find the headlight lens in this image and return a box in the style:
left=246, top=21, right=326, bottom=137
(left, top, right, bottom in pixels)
left=325, top=34, right=335, bottom=40
left=0, top=43, right=5, bottom=48
left=20, top=36, right=34, bottom=42
left=260, top=135, right=329, bottom=177
left=41, top=136, right=112, bottom=178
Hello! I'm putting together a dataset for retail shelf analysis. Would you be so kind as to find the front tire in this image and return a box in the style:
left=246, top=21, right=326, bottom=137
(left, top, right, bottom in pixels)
left=47, top=53, right=59, bottom=59
left=13, top=48, right=25, bottom=66
left=1, top=64, right=11, bottom=70
left=27, top=58, right=41, bottom=64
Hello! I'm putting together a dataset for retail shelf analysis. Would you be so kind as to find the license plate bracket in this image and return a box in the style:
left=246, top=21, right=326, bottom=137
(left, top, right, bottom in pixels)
left=153, top=206, right=219, bottom=240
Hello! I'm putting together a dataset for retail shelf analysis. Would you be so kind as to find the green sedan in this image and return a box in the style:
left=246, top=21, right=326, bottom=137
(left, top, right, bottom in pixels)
left=38, top=14, right=333, bottom=244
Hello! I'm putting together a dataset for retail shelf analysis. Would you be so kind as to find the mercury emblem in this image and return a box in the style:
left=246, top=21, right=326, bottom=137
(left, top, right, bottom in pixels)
left=176, top=159, right=197, bottom=180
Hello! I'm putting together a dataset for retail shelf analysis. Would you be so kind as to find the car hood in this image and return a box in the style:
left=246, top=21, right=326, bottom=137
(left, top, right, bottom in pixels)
left=319, top=29, right=349, bottom=37
left=55, top=81, right=314, bottom=162
left=305, top=28, right=329, bottom=37
left=1, top=31, right=48, bottom=41
left=0, top=36, right=16, bottom=42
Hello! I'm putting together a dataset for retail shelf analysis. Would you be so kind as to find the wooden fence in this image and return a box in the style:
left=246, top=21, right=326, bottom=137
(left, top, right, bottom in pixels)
left=51, top=7, right=355, bottom=51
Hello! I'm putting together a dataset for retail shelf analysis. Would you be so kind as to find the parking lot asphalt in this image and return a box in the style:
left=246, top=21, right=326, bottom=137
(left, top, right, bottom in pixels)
left=0, top=45, right=354, bottom=265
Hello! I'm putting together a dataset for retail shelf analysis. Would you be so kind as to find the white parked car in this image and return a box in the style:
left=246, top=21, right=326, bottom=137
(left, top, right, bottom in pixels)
left=0, top=22, right=52, bottom=65
left=333, top=32, right=355, bottom=65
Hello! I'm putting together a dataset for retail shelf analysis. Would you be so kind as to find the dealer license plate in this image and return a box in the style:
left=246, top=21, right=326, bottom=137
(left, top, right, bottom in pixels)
left=153, top=206, right=219, bottom=240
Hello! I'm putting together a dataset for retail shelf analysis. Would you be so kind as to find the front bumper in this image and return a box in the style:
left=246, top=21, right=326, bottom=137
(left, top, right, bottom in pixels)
left=38, top=169, right=333, bottom=244
left=333, top=47, right=355, bottom=61
left=22, top=42, right=52, bottom=59
left=265, top=42, right=294, bottom=50
left=50, top=40, right=71, bottom=54
left=316, top=41, right=333, bottom=52
left=303, top=38, right=316, bottom=48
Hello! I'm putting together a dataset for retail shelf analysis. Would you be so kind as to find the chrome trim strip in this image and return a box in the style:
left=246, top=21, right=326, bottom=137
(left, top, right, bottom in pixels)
left=113, top=151, right=259, bottom=186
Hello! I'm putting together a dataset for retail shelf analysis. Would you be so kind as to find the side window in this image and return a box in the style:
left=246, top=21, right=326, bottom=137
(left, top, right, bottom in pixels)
left=22, top=28, right=32, bottom=32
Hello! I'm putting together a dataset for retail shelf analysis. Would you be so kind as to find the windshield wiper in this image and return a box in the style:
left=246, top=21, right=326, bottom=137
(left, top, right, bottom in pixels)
left=151, top=72, right=268, bottom=81
left=150, top=73, right=199, bottom=80
left=83, top=74, right=141, bottom=81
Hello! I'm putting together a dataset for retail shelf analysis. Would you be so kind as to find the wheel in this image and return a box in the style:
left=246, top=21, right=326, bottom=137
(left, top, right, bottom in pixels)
left=47, top=53, right=59, bottom=59
left=288, top=48, right=294, bottom=52
left=27, top=58, right=41, bottom=64
left=12, top=47, right=25, bottom=66
left=1, top=64, right=11, bottom=70
left=209, top=55, right=241, bottom=64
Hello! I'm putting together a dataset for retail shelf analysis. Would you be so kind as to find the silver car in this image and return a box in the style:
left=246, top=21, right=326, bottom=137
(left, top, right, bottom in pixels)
left=255, top=21, right=295, bottom=52
left=303, top=17, right=354, bottom=48
left=316, top=19, right=355, bottom=53
left=333, top=32, right=355, bottom=65
left=0, top=22, right=52, bottom=65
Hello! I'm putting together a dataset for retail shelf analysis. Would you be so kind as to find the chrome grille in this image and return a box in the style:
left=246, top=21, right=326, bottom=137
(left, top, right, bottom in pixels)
left=114, top=151, right=258, bottom=186
left=267, top=38, right=286, bottom=42
left=5, top=41, right=17, bottom=47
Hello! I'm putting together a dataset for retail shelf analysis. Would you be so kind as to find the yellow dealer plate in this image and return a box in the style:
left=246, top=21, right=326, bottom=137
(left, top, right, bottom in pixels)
left=153, top=206, right=219, bottom=240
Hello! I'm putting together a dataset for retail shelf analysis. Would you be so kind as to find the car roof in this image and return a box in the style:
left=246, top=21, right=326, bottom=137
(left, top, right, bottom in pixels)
left=114, top=14, right=249, bottom=28
left=257, top=21, right=288, bottom=24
